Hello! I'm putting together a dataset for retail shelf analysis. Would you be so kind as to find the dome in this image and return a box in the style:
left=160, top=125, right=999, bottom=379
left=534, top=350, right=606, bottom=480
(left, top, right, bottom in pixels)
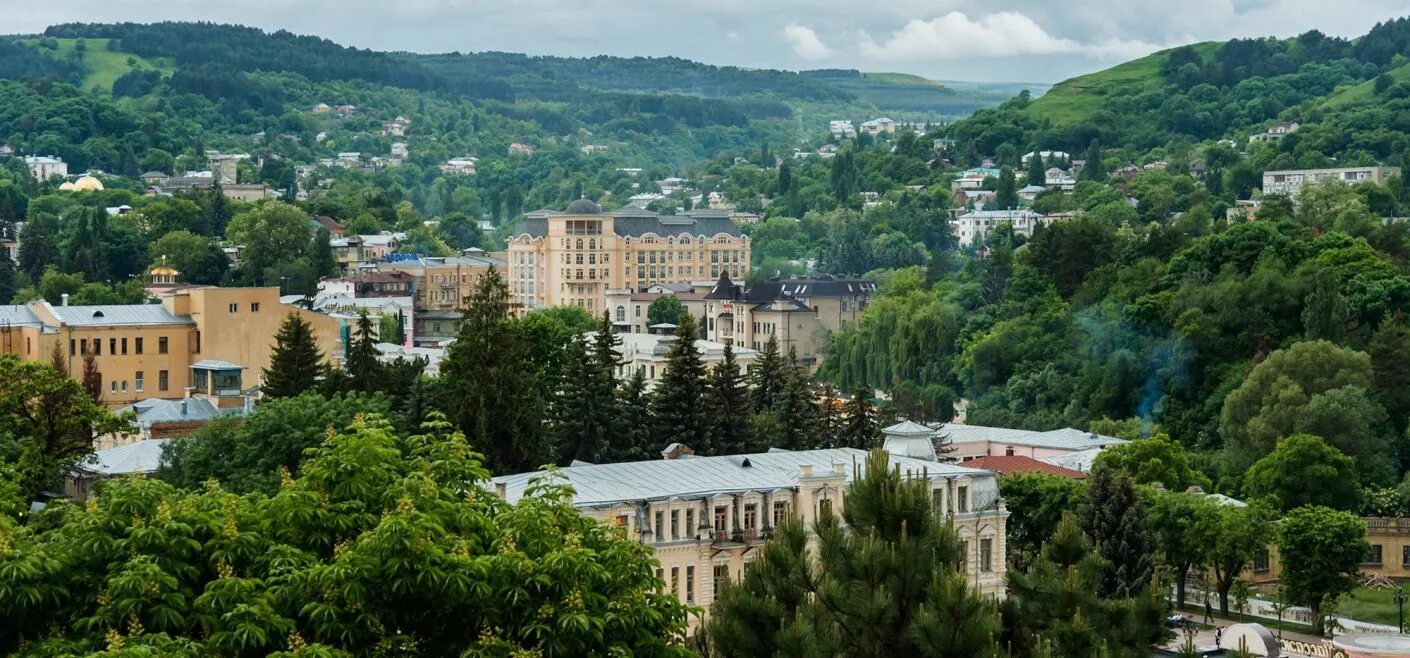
left=72, top=175, right=104, bottom=192
left=565, top=197, right=601, bottom=214
left=58, top=181, right=77, bottom=191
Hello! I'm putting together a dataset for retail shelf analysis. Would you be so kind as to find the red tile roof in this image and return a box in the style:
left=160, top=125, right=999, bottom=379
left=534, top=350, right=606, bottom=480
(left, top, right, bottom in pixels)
left=962, top=455, right=1085, bottom=479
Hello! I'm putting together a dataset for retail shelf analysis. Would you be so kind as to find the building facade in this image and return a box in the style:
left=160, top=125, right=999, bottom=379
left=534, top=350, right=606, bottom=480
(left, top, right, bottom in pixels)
left=507, top=200, right=749, bottom=314
left=493, top=447, right=1008, bottom=629
left=0, top=287, right=341, bottom=408
left=700, top=274, right=876, bottom=370
left=1262, top=166, right=1400, bottom=198
left=608, top=332, right=758, bottom=390
left=952, top=210, right=1054, bottom=246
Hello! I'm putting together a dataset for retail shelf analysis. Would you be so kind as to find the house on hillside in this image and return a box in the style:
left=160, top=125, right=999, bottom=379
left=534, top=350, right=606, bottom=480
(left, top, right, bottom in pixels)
left=1249, top=121, right=1299, bottom=144
left=860, top=118, right=897, bottom=136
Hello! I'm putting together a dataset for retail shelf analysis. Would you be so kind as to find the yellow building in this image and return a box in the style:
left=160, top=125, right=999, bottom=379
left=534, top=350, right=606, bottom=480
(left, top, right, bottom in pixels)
left=508, top=200, right=749, bottom=314
left=377, top=254, right=505, bottom=313
left=701, top=274, right=877, bottom=370
left=0, top=287, right=342, bottom=408
left=494, top=447, right=1008, bottom=630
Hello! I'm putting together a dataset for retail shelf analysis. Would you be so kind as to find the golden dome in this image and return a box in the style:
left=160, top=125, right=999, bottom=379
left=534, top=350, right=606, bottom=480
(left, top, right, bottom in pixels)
left=150, top=265, right=179, bottom=276
left=58, top=181, right=77, bottom=191
left=72, top=175, right=104, bottom=192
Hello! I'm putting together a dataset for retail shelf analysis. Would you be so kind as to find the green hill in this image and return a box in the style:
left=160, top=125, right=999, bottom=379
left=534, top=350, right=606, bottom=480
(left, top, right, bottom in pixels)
left=23, top=38, right=173, bottom=93
left=1023, top=43, right=1220, bottom=125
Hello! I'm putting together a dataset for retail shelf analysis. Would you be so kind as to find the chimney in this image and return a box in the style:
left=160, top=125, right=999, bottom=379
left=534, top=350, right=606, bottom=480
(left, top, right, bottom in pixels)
left=832, top=463, right=845, bottom=475
left=494, top=482, right=507, bottom=499
left=800, top=464, right=813, bottom=477
left=60, top=293, right=69, bottom=307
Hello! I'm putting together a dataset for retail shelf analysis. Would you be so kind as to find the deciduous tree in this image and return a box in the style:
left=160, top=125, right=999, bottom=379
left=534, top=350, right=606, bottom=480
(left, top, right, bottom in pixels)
left=1276, top=506, right=1369, bottom=636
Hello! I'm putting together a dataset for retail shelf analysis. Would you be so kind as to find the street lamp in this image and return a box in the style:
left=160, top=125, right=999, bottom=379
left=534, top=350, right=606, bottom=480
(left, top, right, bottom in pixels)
left=1395, top=586, right=1408, bottom=633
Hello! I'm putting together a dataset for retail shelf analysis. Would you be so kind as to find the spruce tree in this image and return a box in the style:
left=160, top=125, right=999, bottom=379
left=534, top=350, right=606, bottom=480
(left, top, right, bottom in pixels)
left=840, top=385, right=879, bottom=449
left=206, top=180, right=232, bottom=237
left=554, top=337, right=605, bottom=463
left=705, top=342, right=754, bottom=454
left=774, top=347, right=817, bottom=449
left=440, top=266, right=550, bottom=473
left=262, top=312, right=325, bottom=399
left=80, top=350, right=102, bottom=403
left=0, top=247, right=15, bottom=303
left=650, top=314, right=709, bottom=453
left=610, top=366, right=654, bottom=462
left=815, top=383, right=843, bottom=448
left=345, top=311, right=383, bottom=393
left=1081, top=139, right=1103, bottom=181
left=748, top=334, right=785, bottom=412
left=994, top=166, right=1018, bottom=210
left=1080, top=467, right=1155, bottom=598
left=312, top=227, right=337, bottom=277
left=1027, top=151, right=1045, bottom=187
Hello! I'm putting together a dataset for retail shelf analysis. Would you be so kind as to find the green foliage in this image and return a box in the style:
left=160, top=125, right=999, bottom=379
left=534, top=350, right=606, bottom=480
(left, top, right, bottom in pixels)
left=261, top=313, right=326, bottom=400
left=0, top=414, right=692, bottom=655
left=1243, top=434, right=1362, bottom=511
left=552, top=313, right=622, bottom=463
left=999, top=473, right=1087, bottom=567
left=646, top=295, right=686, bottom=326
left=705, top=343, right=756, bottom=455
left=1208, top=503, right=1274, bottom=616
left=651, top=315, right=709, bottom=453
left=1148, top=492, right=1220, bottom=608
left=1080, top=467, right=1153, bottom=598
left=146, top=230, right=229, bottom=285
left=1092, top=434, right=1210, bottom=491
left=1275, top=505, right=1370, bottom=636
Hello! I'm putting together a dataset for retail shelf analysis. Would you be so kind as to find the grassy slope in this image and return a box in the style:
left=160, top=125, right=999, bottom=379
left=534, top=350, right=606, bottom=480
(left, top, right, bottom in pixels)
left=816, top=71, right=1013, bottom=118
left=1320, top=61, right=1410, bottom=109
left=25, top=38, right=173, bottom=93
left=1024, top=43, right=1220, bottom=125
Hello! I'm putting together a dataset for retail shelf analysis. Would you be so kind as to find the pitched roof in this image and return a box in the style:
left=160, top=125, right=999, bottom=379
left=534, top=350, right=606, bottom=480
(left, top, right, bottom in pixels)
left=963, top=455, right=1086, bottom=479
left=80, top=439, right=172, bottom=475
left=49, top=304, right=193, bottom=327
left=517, top=209, right=742, bottom=240
left=884, top=420, right=933, bottom=437
left=119, top=398, right=244, bottom=428
left=936, top=423, right=1125, bottom=451
left=0, top=305, right=44, bottom=328
left=493, top=447, right=997, bottom=507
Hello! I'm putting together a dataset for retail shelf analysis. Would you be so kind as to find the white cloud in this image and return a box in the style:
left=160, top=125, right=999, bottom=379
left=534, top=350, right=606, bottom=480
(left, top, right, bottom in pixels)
left=858, top=10, right=1162, bottom=60
left=782, top=23, right=834, bottom=61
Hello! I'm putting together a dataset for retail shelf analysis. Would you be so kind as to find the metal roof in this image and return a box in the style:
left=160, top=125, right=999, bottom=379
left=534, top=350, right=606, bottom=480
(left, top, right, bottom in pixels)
left=119, top=397, right=244, bottom=427
left=191, top=359, right=246, bottom=370
left=80, top=439, right=172, bottom=476
left=493, top=447, right=997, bottom=507
left=0, top=305, right=44, bottom=327
left=49, top=304, right=193, bottom=327
left=936, top=423, right=1126, bottom=451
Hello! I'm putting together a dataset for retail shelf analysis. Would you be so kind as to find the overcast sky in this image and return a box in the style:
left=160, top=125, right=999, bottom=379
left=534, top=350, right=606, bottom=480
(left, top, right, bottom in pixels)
left=10, top=0, right=1410, bottom=83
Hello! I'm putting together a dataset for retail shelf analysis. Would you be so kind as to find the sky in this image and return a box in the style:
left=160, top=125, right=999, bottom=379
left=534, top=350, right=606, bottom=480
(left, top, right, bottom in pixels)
left=10, top=0, right=1410, bottom=83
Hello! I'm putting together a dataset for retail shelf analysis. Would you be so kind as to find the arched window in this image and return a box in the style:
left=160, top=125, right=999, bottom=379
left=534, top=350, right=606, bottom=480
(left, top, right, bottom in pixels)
left=616, top=306, right=626, bottom=322
left=576, top=238, right=584, bottom=250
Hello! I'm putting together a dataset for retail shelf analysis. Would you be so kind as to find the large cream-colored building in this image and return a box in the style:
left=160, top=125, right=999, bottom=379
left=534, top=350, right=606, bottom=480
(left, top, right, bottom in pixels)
left=507, top=200, right=749, bottom=314
left=494, top=447, right=1008, bottom=629
left=0, top=287, right=342, bottom=408
left=700, top=274, right=877, bottom=370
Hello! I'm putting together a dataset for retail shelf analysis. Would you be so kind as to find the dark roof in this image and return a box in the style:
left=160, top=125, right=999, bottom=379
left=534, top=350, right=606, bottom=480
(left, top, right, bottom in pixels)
left=515, top=208, right=741, bottom=239
left=566, top=198, right=602, bottom=214
left=705, top=272, right=744, bottom=300
left=963, top=455, right=1086, bottom=479
left=329, top=271, right=414, bottom=284
left=744, top=276, right=876, bottom=301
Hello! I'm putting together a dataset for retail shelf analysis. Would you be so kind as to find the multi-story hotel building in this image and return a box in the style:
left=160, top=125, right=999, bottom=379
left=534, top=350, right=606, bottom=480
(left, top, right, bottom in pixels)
left=0, top=286, right=342, bottom=408
left=1262, top=166, right=1401, bottom=198
left=700, top=274, right=877, bottom=369
left=507, top=199, right=749, bottom=313
left=494, top=447, right=1008, bottom=629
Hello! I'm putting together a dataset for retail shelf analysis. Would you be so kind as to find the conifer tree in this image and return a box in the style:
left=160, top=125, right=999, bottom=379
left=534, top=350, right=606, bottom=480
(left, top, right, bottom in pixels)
left=551, top=311, right=625, bottom=463
left=0, top=247, right=15, bottom=303
left=774, top=347, right=817, bottom=449
left=1081, top=139, right=1103, bottom=181
left=440, top=266, right=549, bottom=473
left=1080, top=466, right=1155, bottom=598
left=995, top=166, right=1018, bottom=210
left=262, top=312, right=326, bottom=399
left=312, top=227, right=337, bottom=277
left=705, top=342, right=754, bottom=454
left=610, top=366, right=654, bottom=462
left=1027, top=150, right=1046, bottom=187
left=840, top=385, right=879, bottom=449
left=80, top=350, right=102, bottom=403
left=206, top=179, right=232, bottom=236
left=345, top=311, right=383, bottom=392
left=651, top=314, right=709, bottom=453
left=48, top=340, right=67, bottom=375
left=748, top=334, right=784, bottom=412
left=815, top=383, right=843, bottom=448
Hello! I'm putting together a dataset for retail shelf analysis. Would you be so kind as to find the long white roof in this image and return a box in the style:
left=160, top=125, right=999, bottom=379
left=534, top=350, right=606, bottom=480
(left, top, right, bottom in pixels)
left=494, top=448, right=997, bottom=508
left=80, top=439, right=171, bottom=476
left=936, top=423, right=1126, bottom=451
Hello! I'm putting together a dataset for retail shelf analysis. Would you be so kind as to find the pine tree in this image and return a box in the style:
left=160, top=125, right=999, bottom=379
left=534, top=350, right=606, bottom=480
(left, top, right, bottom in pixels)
left=650, top=314, right=709, bottom=453
left=206, top=180, right=233, bottom=236
left=48, top=340, right=67, bottom=376
left=262, top=312, right=325, bottom=399
left=440, top=266, right=550, bottom=473
left=840, top=385, right=879, bottom=449
left=1081, top=139, right=1103, bottom=181
left=610, top=366, right=654, bottom=462
left=80, top=350, right=102, bottom=403
left=312, top=227, right=337, bottom=277
left=345, top=311, right=383, bottom=393
left=1027, top=151, right=1046, bottom=187
left=0, top=246, right=15, bottom=303
left=815, top=383, right=843, bottom=448
left=1080, top=467, right=1155, bottom=598
left=705, top=342, right=754, bottom=454
left=18, top=218, right=58, bottom=280
left=748, top=334, right=785, bottom=412
left=775, top=347, right=817, bottom=449
left=995, top=166, right=1018, bottom=210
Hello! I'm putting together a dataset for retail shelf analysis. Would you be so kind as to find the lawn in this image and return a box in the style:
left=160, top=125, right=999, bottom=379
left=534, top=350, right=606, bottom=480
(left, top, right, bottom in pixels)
left=1319, top=61, right=1410, bottom=110
left=24, top=38, right=174, bottom=93
left=1336, top=583, right=1406, bottom=628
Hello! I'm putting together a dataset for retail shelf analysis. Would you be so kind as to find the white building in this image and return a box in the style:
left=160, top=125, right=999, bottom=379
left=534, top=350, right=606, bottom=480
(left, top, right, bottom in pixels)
left=859, top=118, right=897, bottom=136
left=931, top=423, right=1127, bottom=462
left=24, top=155, right=67, bottom=181
left=609, top=332, right=757, bottom=390
left=493, top=446, right=1008, bottom=629
left=1021, top=151, right=1069, bottom=166
left=1249, top=121, right=1299, bottom=144
left=439, top=157, right=478, bottom=175
left=1262, top=166, right=1401, bottom=198
left=657, top=177, right=688, bottom=195
left=952, top=210, right=1053, bottom=246
left=828, top=120, right=856, bottom=140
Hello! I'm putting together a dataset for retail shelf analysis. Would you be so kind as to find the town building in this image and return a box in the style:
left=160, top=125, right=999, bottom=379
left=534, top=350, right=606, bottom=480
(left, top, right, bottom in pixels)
left=493, top=447, right=1008, bottom=628
left=952, top=209, right=1054, bottom=246
left=951, top=167, right=1001, bottom=193
left=98, top=397, right=251, bottom=450
left=828, top=120, right=856, bottom=140
left=508, top=143, right=535, bottom=156
left=1022, top=151, right=1069, bottom=166
left=606, top=331, right=758, bottom=389
left=317, top=271, right=416, bottom=298
left=377, top=253, right=504, bottom=313
left=64, top=439, right=170, bottom=500
left=929, top=423, right=1127, bottom=462
left=439, top=157, right=478, bottom=175
left=859, top=118, right=897, bottom=136
left=507, top=200, right=749, bottom=314
left=0, top=287, right=342, bottom=409
left=961, top=455, right=1086, bottom=479
left=24, top=155, right=67, bottom=181
left=700, top=274, right=876, bottom=370
left=207, top=152, right=248, bottom=185
left=329, top=233, right=404, bottom=271
left=1261, top=166, right=1401, bottom=198
left=1249, top=121, right=1299, bottom=144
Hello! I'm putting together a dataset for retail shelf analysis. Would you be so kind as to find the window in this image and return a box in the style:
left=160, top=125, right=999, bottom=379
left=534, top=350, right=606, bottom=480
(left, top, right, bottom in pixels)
left=159, top=337, right=169, bottom=354
left=713, top=506, right=727, bottom=533
left=670, top=510, right=679, bottom=540
left=980, top=538, right=993, bottom=572
left=959, top=540, right=969, bottom=572
left=1004, top=446, right=1015, bottom=456
left=655, top=510, right=664, bottom=540
left=1253, top=549, right=1270, bottom=573
left=773, top=500, right=788, bottom=526
left=686, top=566, right=695, bottom=603
left=743, top=503, right=757, bottom=530
left=932, top=488, right=944, bottom=512
left=110, top=338, right=116, bottom=355
left=1366, top=544, right=1384, bottom=566
left=121, top=338, right=128, bottom=355
left=957, top=485, right=969, bottom=513
left=251, top=303, right=261, bottom=312
left=109, top=381, right=116, bottom=393
left=158, top=370, right=169, bottom=392
left=670, top=567, right=679, bottom=598
left=121, top=380, right=127, bottom=393
left=713, top=564, right=729, bottom=595
left=70, top=339, right=76, bottom=356
left=135, top=371, right=144, bottom=392
left=93, top=339, right=100, bottom=356
left=228, top=303, right=239, bottom=313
